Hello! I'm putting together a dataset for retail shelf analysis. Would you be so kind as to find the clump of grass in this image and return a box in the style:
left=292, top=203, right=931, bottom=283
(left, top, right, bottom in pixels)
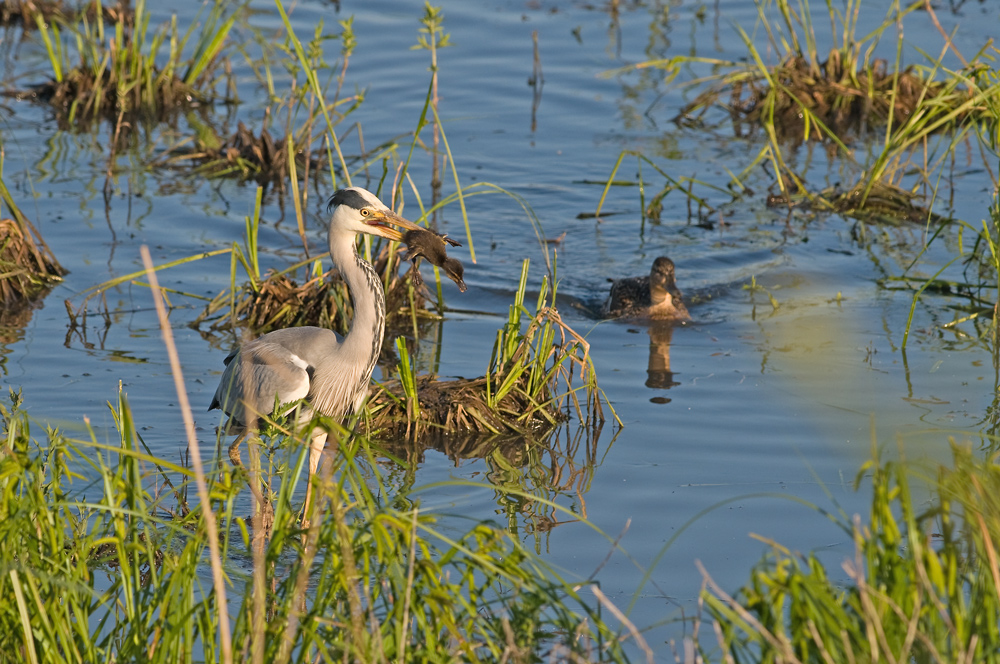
left=179, top=121, right=324, bottom=186
left=617, top=0, right=1000, bottom=227
left=191, top=206, right=427, bottom=337
left=0, top=178, right=65, bottom=308
left=0, top=386, right=631, bottom=663
left=699, top=441, right=1000, bottom=663
left=770, top=172, right=947, bottom=225
left=674, top=0, right=984, bottom=142
left=30, top=0, right=235, bottom=128
left=0, top=0, right=64, bottom=27
left=369, top=260, right=616, bottom=437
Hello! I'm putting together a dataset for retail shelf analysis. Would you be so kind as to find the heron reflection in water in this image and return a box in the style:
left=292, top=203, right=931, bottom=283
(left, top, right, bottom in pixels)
left=604, top=256, right=690, bottom=395
left=210, top=187, right=428, bottom=517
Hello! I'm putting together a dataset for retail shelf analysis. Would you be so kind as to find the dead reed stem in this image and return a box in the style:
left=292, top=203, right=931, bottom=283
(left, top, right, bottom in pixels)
left=140, top=245, right=233, bottom=664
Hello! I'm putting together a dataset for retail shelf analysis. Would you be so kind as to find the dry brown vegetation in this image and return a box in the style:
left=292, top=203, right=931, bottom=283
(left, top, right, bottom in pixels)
left=36, top=69, right=199, bottom=124
left=178, top=121, right=323, bottom=186
left=0, top=182, right=65, bottom=309
left=766, top=172, right=944, bottom=224
left=0, top=215, right=63, bottom=343
left=0, top=0, right=62, bottom=26
left=370, top=373, right=565, bottom=436
left=193, top=256, right=426, bottom=336
left=696, top=53, right=972, bottom=142
left=367, top=306, right=606, bottom=437
left=0, top=0, right=130, bottom=27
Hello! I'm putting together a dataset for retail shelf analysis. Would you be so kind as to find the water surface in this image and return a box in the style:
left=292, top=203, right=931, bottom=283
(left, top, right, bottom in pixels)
left=2, top=0, right=999, bottom=651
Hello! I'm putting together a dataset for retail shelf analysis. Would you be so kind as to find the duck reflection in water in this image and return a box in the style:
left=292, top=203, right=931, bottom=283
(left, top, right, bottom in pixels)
left=603, top=256, right=690, bottom=393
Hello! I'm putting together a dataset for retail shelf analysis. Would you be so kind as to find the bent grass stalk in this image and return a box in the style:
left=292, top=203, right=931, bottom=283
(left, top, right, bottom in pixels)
left=141, top=245, right=233, bottom=664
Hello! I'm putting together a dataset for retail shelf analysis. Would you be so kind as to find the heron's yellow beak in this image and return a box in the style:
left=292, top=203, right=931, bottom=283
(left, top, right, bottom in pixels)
left=365, top=210, right=424, bottom=241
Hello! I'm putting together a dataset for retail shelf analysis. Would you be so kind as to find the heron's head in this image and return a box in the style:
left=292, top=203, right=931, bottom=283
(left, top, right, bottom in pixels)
left=326, top=187, right=423, bottom=241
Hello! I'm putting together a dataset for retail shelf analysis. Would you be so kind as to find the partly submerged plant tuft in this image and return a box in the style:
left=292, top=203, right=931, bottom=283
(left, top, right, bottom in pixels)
left=370, top=260, right=614, bottom=437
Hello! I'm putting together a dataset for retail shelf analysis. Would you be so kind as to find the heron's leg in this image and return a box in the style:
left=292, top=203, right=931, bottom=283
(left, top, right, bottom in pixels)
left=301, top=431, right=328, bottom=529
left=227, top=431, right=246, bottom=467
left=246, top=432, right=274, bottom=538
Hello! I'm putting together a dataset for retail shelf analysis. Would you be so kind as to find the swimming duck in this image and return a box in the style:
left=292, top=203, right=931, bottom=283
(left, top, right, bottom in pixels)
left=603, top=256, right=690, bottom=321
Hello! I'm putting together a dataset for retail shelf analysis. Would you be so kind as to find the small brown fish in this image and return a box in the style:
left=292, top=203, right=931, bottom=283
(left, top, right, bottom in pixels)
left=401, top=229, right=467, bottom=292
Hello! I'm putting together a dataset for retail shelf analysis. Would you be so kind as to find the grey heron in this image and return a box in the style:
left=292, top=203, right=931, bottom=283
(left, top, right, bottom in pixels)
left=400, top=228, right=467, bottom=292
left=210, top=186, right=425, bottom=516
left=604, top=256, right=691, bottom=321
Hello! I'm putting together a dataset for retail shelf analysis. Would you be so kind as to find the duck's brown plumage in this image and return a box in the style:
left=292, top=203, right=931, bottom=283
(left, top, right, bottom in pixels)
left=604, top=256, right=690, bottom=321
left=401, top=228, right=467, bottom=292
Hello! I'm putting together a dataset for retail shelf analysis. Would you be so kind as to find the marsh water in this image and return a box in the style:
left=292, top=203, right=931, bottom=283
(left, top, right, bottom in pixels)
left=2, top=0, right=999, bottom=653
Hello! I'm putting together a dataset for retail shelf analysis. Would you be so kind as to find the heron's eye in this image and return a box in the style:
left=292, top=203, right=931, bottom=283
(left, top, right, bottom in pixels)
left=360, top=208, right=371, bottom=217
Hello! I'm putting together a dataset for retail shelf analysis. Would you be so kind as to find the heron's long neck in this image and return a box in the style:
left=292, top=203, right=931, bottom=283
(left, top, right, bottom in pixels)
left=330, top=231, right=385, bottom=385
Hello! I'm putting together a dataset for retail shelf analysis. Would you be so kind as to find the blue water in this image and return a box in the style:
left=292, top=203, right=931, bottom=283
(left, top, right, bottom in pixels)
left=2, top=0, right=999, bottom=653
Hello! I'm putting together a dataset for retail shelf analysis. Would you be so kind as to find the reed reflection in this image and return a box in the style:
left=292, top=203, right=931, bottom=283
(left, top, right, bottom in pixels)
left=379, top=422, right=614, bottom=551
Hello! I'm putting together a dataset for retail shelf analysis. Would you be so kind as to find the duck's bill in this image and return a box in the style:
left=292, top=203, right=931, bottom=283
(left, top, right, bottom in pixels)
left=365, top=211, right=425, bottom=241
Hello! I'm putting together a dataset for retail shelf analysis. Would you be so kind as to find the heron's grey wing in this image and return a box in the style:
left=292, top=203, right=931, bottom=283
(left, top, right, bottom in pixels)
left=261, top=327, right=373, bottom=419
left=249, top=327, right=369, bottom=418
left=210, top=340, right=313, bottom=426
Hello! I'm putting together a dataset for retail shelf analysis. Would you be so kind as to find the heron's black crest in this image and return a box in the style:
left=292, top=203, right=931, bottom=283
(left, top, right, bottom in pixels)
left=326, top=188, right=371, bottom=213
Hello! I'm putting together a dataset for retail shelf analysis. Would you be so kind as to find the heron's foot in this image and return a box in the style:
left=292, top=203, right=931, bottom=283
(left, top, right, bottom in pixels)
left=246, top=498, right=275, bottom=540
left=258, top=499, right=275, bottom=535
